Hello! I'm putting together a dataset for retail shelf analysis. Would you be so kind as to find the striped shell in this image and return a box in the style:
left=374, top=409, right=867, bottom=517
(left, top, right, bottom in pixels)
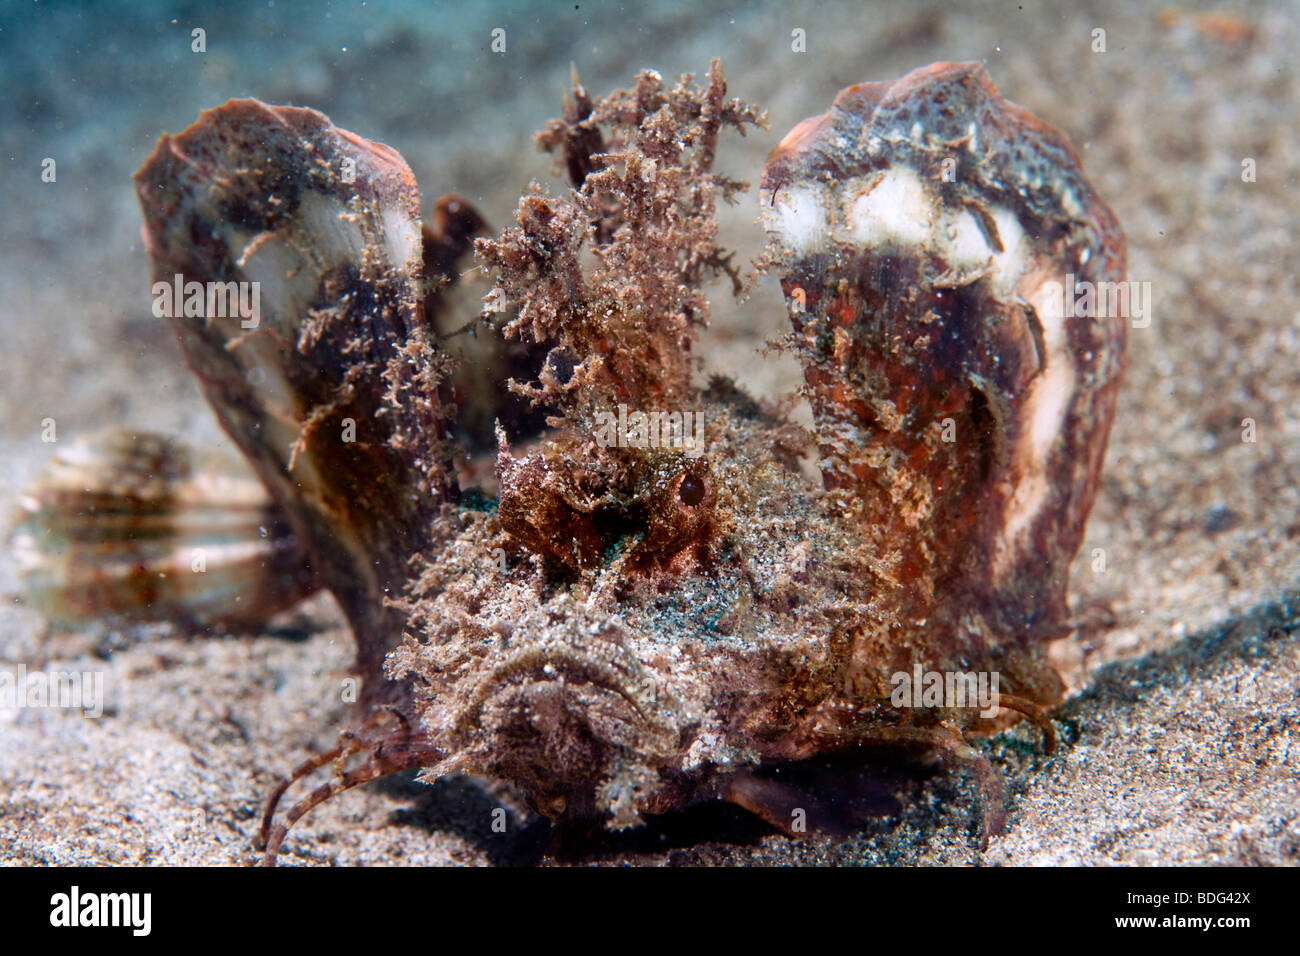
left=12, top=431, right=314, bottom=628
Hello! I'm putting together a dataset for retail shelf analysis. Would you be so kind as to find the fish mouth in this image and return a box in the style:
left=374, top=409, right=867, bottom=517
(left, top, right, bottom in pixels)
left=438, top=648, right=684, bottom=822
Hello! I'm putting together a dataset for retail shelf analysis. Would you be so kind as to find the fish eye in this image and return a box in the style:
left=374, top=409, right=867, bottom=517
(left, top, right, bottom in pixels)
left=545, top=346, right=577, bottom=385
left=678, top=473, right=705, bottom=507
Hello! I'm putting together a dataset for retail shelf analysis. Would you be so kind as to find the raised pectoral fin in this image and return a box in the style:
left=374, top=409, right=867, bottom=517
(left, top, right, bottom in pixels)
left=135, top=100, right=455, bottom=668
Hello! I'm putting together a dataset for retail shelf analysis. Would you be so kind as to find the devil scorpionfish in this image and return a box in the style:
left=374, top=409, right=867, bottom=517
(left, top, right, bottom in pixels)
left=13, top=59, right=1126, bottom=864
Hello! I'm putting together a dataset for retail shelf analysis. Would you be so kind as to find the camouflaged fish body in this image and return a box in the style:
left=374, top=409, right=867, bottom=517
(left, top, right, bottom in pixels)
left=13, top=62, right=1127, bottom=858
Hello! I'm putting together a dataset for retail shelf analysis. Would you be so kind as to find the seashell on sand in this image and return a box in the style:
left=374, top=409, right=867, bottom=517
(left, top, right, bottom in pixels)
left=12, top=430, right=315, bottom=628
